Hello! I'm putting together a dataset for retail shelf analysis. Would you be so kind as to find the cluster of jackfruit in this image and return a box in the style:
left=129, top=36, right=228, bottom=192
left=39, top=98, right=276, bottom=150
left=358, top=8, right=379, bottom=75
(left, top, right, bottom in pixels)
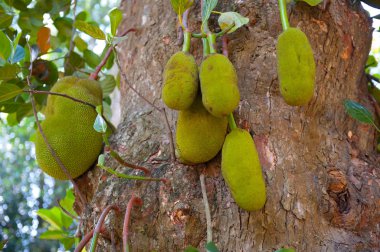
left=276, top=27, right=316, bottom=106
left=162, top=50, right=266, bottom=211
left=34, top=76, right=103, bottom=180
left=162, top=51, right=240, bottom=164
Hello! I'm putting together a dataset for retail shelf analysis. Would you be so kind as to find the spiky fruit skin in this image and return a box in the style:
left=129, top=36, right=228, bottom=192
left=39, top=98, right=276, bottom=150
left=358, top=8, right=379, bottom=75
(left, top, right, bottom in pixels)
left=221, top=128, right=266, bottom=211
left=162, top=51, right=199, bottom=110
left=176, top=95, right=228, bottom=164
left=199, top=53, right=240, bottom=117
left=35, top=76, right=103, bottom=180
left=276, top=27, right=316, bottom=106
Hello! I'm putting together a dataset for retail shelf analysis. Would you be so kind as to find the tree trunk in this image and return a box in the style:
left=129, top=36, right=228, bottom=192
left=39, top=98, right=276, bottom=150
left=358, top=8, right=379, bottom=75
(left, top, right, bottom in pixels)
left=75, top=0, right=380, bottom=251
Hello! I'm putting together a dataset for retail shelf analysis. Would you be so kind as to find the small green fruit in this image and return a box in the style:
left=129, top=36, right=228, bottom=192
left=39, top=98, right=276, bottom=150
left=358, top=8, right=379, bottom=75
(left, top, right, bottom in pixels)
left=221, top=128, right=266, bottom=211
left=276, top=27, right=316, bottom=106
left=176, top=95, right=227, bottom=164
left=199, top=53, right=240, bottom=117
left=35, top=76, right=103, bottom=180
left=162, top=51, right=199, bottom=110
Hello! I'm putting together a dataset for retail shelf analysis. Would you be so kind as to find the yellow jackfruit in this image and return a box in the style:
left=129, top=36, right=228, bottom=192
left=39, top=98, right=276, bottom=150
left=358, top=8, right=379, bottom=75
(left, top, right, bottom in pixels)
left=162, top=51, right=199, bottom=110
left=276, top=27, right=315, bottom=106
left=199, top=53, right=240, bottom=117
left=35, top=76, right=103, bottom=180
left=221, top=128, right=266, bottom=211
left=176, top=95, right=228, bottom=164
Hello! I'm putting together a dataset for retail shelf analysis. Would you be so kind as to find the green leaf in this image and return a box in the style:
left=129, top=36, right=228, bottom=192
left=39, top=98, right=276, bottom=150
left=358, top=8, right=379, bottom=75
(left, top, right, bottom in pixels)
left=59, top=189, right=77, bottom=218
left=40, top=230, right=69, bottom=240
left=108, top=8, right=123, bottom=36
left=366, top=55, right=378, bottom=69
left=98, top=154, right=105, bottom=166
left=170, top=0, right=194, bottom=15
left=184, top=246, right=199, bottom=252
left=74, top=36, right=87, bottom=52
left=75, top=10, right=88, bottom=21
left=202, top=0, right=218, bottom=25
left=111, top=35, right=130, bottom=45
left=0, top=30, right=12, bottom=61
left=93, top=114, right=107, bottom=133
left=61, top=237, right=76, bottom=250
left=344, top=99, right=375, bottom=125
left=0, top=6, right=13, bottom=29
left=0, top=239, right=8, bottom=249
left=83, top=49, right=101, bottom=68
left=74, top=20, right=106, bottom=40
left=37, top=207, right=64, bottom=230
left=0, top=64, right=20, bottom=81
left=218, top=12, right=249, bottom=33
left=0, top=83, right=22, bottom=102
left=275, top=249, right=296, bottom=252
left=54, top=17, right=73, bottom=40
left=295, top=0, right=323, bottom=6
left=205, top=241, right=220, bottom=252
left=0, top=100, right=23, bottom=113
left=99, top=75, right=116, bottom=97
left=100, top=46, right=114, bottom=69
left=64, top=52, right=85, bottom=76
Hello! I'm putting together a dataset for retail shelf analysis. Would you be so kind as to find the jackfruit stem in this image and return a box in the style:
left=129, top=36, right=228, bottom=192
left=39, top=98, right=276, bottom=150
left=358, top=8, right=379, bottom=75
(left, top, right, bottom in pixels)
left=207, top=33, right=217, bottom=54
left=202, top=37, right=210, bottom=57
left=228, top=113, right=237, bottom=130
left=278, top=0, right=290, bottom=31
left=182, top=31, right=191, bottom=53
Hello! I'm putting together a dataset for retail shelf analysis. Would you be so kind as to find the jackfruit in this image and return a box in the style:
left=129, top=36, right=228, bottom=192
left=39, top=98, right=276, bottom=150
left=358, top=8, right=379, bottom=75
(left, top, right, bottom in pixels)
left=162, top=51, right=199, bottom=110
left=35, top=76, right=103, bottom=180
left=199, top=53, right=240, bottom=117
left=221, top=128, right=266, bottom=211
left=176, top=95, right=228, bottom=164
left=276, top=27, right=315, bottom=106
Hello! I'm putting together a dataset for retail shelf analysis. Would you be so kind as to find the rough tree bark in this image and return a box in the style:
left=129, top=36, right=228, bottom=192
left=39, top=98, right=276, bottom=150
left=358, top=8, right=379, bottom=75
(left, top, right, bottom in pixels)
left=75, top=0, right=380, bottom=251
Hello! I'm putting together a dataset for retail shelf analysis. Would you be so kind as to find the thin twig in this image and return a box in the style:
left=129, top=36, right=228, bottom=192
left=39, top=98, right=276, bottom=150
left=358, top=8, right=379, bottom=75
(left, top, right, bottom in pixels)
left=64, top=0, right=78, bottom=72
left=56, top=199, right=81, bottom=221
left=24, top=90, right=96, bottom=109
left=123, top=196, right=143, bottom=252
left=105, top=146, right=151, bottom=175
left=200, top=173, right=212, bottom=242
left=89, top=205, right=120, bottom=252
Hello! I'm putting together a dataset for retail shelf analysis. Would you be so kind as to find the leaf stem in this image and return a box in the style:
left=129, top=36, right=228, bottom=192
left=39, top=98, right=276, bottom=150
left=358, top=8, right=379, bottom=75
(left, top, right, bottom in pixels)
left=202, top=38, right=210, bottom=57
left=278, top=0, right=290, bottom=31
left=123, top=196, right=143, bottom=252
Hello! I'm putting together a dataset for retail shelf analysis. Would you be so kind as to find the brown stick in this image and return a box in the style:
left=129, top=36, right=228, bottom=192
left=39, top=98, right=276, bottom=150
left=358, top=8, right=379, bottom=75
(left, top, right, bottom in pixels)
left=24, top=90, right=96, bottom=109
left=123, top=196, right=143, bottom=252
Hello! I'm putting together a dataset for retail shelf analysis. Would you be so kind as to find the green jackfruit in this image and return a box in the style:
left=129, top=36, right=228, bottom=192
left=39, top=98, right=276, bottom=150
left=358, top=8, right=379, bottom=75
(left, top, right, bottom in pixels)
left=35, top=76, right=103, bottom=180
left=162, top=51, right=199, bottom=110
left=221, top=128, right=266, bottom=211
left=199, top=53, right=240, bottom=117
left=176, top=95, right=228, bottom=164
left=276, top=27, right=316, bottom=106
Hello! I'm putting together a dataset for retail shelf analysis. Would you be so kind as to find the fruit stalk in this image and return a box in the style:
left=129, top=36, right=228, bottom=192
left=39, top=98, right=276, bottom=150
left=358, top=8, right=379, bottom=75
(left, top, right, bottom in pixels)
left=278, top=0, right=290, bottom=31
